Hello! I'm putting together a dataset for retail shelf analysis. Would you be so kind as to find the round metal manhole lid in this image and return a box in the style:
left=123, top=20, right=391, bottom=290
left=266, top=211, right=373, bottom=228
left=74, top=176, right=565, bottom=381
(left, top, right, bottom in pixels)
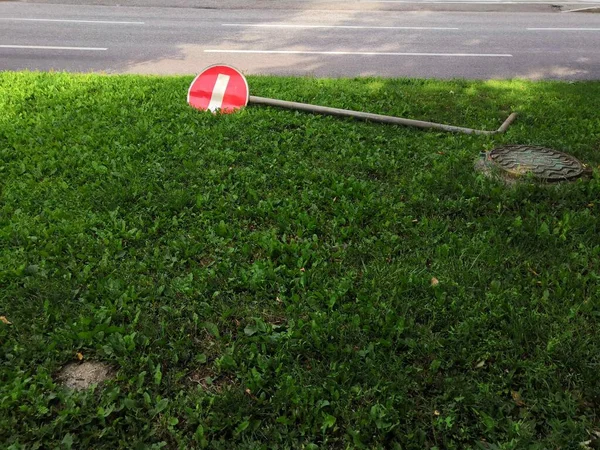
left=488, top=145, right=584, bottom=182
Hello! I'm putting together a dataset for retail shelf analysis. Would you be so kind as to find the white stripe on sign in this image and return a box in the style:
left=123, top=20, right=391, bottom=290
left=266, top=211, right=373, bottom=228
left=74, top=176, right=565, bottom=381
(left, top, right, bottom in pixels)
left=0, top=44, right=107, bottom=51
left=222, top=23, right=460, bottom=30
left=207, top=74, right=231, bottom=112
left=0, top=18, right=144, bottom=25
left=204, top=49, right=513, bottom=57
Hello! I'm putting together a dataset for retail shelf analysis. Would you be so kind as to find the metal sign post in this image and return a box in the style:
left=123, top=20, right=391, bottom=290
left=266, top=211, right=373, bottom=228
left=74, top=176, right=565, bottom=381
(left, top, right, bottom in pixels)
left=249, top=95, right=517, bottom=136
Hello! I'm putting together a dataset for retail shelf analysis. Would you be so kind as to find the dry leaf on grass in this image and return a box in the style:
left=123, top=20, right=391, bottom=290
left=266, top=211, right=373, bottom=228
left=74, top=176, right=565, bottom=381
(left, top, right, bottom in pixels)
left=511, top=390, right=526, bottom=407
left=431, top=277, right=440, bottom=287
left=0, top=316, right=12, bottom=325
left=76, top=352, right=84, bottom=361
left=245, top=388, right=258, bottom=400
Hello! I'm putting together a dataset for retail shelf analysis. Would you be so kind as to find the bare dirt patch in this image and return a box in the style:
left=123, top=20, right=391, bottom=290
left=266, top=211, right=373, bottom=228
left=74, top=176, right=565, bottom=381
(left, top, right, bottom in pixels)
left=188, top=366, right=235, bottom=393
left=56, top=361, right=115, bottom=390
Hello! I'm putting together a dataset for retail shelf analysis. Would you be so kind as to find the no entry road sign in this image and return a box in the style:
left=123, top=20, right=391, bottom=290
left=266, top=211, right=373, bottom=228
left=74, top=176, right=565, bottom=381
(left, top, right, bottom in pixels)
left=187, top=64, right=249, bottom=113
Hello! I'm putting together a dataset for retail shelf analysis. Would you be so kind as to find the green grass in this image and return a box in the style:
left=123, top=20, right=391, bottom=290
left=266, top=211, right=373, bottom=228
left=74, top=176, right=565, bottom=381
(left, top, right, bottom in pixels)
left=1, top=71, right=600, bottom=449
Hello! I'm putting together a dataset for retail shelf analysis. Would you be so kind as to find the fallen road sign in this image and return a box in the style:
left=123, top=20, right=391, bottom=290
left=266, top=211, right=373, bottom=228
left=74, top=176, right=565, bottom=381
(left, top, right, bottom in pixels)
left=187, top=64, right=249, bottom=113
left=188, top=65, right=516, bottom=135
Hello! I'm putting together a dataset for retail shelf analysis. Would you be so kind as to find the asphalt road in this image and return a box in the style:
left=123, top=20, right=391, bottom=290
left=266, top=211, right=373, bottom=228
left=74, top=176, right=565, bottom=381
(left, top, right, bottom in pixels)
left=13, top=0, right=600, bottom=13
left=1, top=1, right=600, bottom=79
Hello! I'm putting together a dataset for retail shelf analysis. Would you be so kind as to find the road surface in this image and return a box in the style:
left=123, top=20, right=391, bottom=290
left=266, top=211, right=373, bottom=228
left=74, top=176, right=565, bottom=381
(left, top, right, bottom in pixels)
left=1, top=1, right=600, bottom=79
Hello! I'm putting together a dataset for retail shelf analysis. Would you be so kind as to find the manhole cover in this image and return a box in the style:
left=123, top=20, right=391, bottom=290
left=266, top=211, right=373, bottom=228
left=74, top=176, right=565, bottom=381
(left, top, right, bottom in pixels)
left=488, top=145, right=584, bottom=182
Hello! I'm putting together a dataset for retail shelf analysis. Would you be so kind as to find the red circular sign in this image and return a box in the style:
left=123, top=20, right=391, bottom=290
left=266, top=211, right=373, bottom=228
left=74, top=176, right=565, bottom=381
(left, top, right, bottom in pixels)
left=187, top=65, right=249, bottom=114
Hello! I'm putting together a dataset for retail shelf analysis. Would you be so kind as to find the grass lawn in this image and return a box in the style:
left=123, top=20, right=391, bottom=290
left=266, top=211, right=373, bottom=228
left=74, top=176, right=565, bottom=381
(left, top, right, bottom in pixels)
left=1, top=71, right=600, bottom=449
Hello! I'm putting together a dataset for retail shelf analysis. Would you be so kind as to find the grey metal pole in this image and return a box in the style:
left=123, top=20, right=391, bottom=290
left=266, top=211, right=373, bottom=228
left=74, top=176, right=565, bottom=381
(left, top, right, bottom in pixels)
left=497, top=112, right=518, bottom=133
left=248, top=96, right=517, bottom=136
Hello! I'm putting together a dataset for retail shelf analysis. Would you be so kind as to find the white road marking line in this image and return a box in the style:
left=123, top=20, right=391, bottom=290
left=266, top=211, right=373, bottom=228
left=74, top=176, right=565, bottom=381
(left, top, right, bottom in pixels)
left=527, top=27, right=600, bottom=31
left=205, top=49, right=512, bottom=57
left=365, top=1, right=600, bottom=4
left=562, top=5, right=600, bottom=11
left=207, top=74, right=231, bottom=112
left=222, top=23, right=459, bottom=30
left=0, top=45, right=107, bottom=51
left=0, top=18, right=144, bottom=25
